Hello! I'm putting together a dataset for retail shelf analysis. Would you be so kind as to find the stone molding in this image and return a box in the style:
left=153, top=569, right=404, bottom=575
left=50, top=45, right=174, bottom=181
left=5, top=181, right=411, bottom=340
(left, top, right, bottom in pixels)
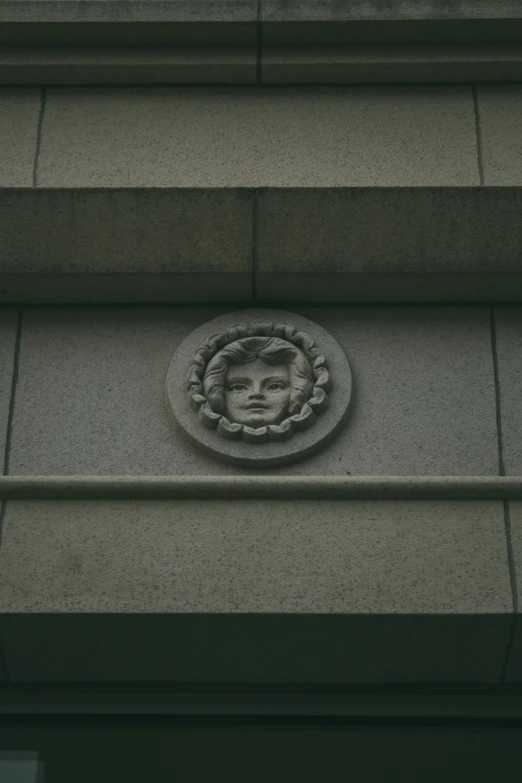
left=1, top=1, right=522, bottom=84
left=1, top=476, right=522, bottom=499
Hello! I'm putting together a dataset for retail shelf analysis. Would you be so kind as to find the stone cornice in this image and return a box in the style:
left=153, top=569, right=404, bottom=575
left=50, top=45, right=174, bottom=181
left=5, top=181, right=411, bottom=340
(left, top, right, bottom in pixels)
left=2, top=1, right=522, bottom=83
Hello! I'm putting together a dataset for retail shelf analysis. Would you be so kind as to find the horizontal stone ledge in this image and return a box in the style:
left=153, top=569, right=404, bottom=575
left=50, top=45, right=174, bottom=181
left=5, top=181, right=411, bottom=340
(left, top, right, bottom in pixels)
left=262, top=1, right=522, bottom=23
left=2, top=0, right=519, bottom=26
left=1, top=2, right=522, bottom=84
left=2, top=188, right=522, bottom=303
left=1, top=0, right=519, bottom=27
left=1, top=44, right=522, bottom=85
left=0, top=47, right=257, bottom=85
left=262, top=45, right=522, bottom=85
left=0, top=189, right=253, bottom=303
left=1, top=476, right=522, bottom=500
left=0, top=614, right=511, bottom=684
left=0, top=1, right=258, bottom=25
left=0, top=273, right=252, bottom=304
left=3, top=689, right=522, bottom=717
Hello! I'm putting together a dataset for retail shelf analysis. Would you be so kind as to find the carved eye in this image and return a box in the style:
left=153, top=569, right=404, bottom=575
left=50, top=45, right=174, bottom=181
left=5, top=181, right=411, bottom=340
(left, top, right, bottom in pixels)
left=266, top=382, right=286, bottom=391
left=227, top=383, right=247, bottom=392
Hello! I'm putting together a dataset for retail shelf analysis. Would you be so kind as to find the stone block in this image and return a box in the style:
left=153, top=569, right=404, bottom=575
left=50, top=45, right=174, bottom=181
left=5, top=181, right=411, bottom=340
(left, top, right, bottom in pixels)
left=261, top=1, right=522, bottom=23
left=0, top=499, right=511, bottom=682
left=255, top=189, right=522, bottom=291
left=2, top=188, right=522, bottom=303
left=257, top=272, right=522, bottom=304
left=493, top=307, right=522, bottom=475
left=478, top=86, right=522, bottom=186
left=0, top=273, right=251, bottom=304
left=8, top=306, right=499, bottom=476
left=283, top=306, right=498, bottom=476
left=0, top=189, right=253, bottom=297
left=0, top=310, right=18, bottom=465
left=38, top=87, right=478, bottom=188
left=0, top=499, right=509, bottom=614
left=0, top=0, right=257, bottom=24
left=9, top=307, right=229, bottom=476
left=0, top=88, right=40, bottom=186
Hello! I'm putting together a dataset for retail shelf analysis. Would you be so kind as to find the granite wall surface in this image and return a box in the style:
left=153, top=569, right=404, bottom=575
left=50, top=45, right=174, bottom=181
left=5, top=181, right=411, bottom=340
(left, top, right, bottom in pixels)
left=0, top=304, right=519, bottom=683
left=4, top=84, right=522, bottom=189
left=1, top=80, right=522, bottom=686
left=2, top=305, right=500, bottom=477
left=2, top=85, right=522, bottom=303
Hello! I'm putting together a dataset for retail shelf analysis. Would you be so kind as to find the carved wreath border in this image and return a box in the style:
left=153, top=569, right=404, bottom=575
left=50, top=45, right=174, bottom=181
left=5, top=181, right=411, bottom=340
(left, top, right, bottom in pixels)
left=186, top=320, right=332, bottom=443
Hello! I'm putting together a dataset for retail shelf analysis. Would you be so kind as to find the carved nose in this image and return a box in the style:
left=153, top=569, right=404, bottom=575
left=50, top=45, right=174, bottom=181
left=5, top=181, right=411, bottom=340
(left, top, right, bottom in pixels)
left=248, top=390, right=265, bottom=400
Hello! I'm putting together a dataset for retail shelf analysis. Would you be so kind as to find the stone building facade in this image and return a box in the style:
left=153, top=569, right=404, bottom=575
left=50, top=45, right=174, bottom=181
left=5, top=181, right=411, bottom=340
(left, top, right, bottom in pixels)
left=0, top=1, right=522, bottom=780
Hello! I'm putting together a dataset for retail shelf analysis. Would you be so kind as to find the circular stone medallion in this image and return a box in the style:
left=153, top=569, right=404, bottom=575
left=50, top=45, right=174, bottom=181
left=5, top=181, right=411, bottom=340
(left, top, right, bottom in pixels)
left=165, top=310, right=353, bottom=468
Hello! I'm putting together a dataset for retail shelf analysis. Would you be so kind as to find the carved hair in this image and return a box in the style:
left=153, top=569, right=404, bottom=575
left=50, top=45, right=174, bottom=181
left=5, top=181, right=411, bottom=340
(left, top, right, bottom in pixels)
left=203, top=337, right=314, bottom=416
left=186, top=321, right=331, bottom=443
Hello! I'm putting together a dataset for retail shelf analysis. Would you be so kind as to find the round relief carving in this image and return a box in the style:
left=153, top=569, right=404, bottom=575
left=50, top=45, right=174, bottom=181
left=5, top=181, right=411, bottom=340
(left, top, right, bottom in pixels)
left=165, top=310, right=353, bottom=467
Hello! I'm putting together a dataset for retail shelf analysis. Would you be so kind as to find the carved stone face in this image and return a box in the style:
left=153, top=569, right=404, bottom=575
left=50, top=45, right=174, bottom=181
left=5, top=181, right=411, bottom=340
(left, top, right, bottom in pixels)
left=225, top=358, right=291, bottom=428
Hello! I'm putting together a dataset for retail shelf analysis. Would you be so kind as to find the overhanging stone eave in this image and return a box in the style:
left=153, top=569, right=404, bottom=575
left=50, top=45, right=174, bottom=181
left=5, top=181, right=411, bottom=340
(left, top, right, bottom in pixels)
left=1, top=186, right=522, bottom=304
left=3, top=1, right=522, bottom=83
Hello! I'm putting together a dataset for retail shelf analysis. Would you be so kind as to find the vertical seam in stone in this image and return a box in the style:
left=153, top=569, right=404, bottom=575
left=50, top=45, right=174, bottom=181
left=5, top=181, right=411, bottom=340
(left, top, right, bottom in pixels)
left=501, top=613, right=518, bottom=683
left=504, top=501, right=519, bottom=613
left=32, top=87, right=47, bottom=188
left=3, top=309, right=23, bottom=478
left=472, top=85, right=485, bottom=186
left=0, top=306, right=19, bottom=678
left=491, top=305, right=519, bottom=671
left=0, top=500, right=6, bottom=553
left=490, top=306, right=505, bottom=477
left=257, top=0, right=263, bottom=85
left=252, top=191, right=258, bottom=303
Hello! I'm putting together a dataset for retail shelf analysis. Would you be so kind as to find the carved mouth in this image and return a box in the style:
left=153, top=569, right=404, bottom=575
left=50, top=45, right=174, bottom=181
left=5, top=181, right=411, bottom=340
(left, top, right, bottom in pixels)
left=244, top=404, right=269, bottom=411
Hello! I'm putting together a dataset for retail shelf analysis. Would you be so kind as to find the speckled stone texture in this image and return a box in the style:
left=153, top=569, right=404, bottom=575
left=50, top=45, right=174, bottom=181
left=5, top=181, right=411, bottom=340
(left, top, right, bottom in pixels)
left=8, top=306, right=498, bottom=476
left=256, top=189, right=522, bottom=277
left=0, top=499, right=510, bottom=613
left=36, top=87, right=479, bottom=188
left=478, top=86, right=522, bottom=185
left=0, top=88, right=41, bottom=186
left=0, top=189, right=253, bottom=279
left=261, top=0, right=522, bottom=21
left=2, top=188, right=522, bottom=304
left=0, top=310, right=17, bottom=464
left=493, top=307, right=522, bottom=475
left=0, top=499, right=511, bottom=682
left=0, top=0, right=258, bottom=23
